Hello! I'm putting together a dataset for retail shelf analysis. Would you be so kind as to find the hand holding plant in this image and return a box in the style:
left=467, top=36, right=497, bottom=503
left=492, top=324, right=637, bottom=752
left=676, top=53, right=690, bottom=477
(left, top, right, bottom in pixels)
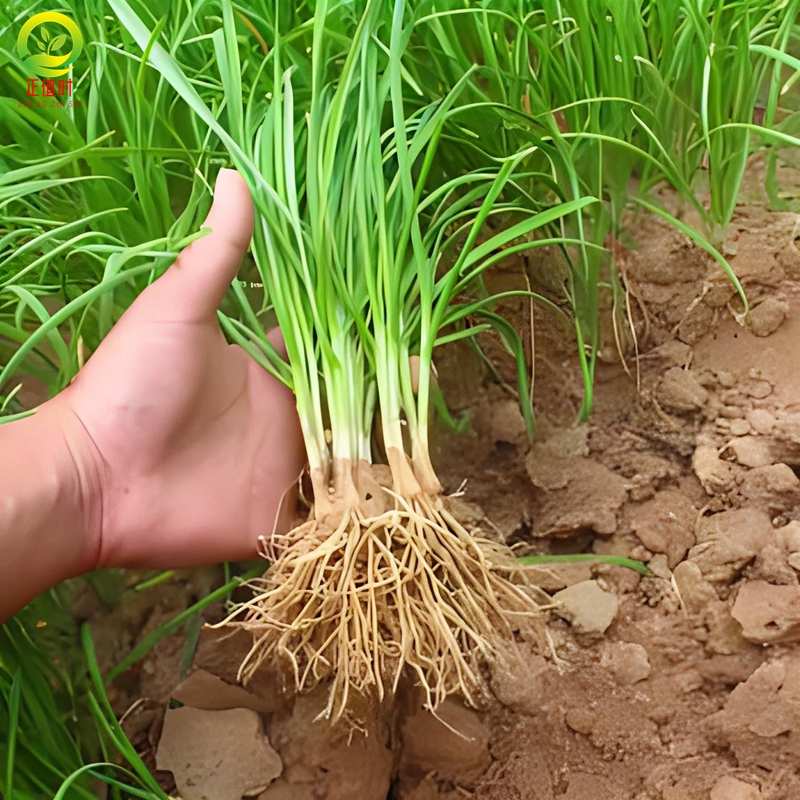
left=0, top=169, right=304, bottom=619
left=57, top=168, right=305, bottom=568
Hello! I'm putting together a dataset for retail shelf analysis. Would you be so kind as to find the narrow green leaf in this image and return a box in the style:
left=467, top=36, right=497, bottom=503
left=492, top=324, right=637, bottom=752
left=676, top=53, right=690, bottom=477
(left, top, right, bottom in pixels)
left=5, top=669, right=22, bottom=800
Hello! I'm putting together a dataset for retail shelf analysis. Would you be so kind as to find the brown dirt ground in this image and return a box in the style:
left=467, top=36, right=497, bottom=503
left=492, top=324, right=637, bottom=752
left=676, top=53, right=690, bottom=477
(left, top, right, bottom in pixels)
left=102, top=186, right=800, bottom=800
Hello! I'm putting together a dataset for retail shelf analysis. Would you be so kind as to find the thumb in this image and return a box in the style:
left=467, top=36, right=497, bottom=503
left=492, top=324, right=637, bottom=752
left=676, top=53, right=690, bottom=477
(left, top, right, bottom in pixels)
left=141, top=168, right=255, bottom=323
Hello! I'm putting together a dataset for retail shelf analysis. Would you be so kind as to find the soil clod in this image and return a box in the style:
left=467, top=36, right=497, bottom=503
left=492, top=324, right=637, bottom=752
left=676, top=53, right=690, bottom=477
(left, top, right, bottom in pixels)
left=156, top=707, right=282, bottom=800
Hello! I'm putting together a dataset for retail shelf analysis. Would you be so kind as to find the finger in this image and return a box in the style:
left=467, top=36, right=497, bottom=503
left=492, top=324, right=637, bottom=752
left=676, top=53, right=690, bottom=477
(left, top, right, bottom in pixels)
left=139, top=168, right=255, bottom=323
left=267, top=326, right=288, bottom=359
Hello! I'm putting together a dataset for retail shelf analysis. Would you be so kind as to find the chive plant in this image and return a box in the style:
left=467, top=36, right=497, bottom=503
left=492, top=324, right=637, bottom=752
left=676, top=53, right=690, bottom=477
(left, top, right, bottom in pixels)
left=0, top=0, right=249, bottom=415
left=107, top=0, right=597, bottom=717
left=409, top=0, right=800, bottom=411
left=412, top=0, right=800, bottom=240
left=0, top=0, right=228, bottom=246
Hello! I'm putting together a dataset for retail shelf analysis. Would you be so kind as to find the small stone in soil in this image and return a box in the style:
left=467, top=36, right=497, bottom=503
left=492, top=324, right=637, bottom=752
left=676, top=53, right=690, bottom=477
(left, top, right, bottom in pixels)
left=710, top=775, right=762, bottom=800
left=738, top=463, right=800, bottom=509
left=691, top=508, right=772, bottom=583
left=628, top=488, right=696, bottom=568
left=720, top=404, right=745, bottom=418
left=693, top=444, right=737, bottom=494
left=601, top=642, right=651, bottom=685
left=747, top=408, right=776, bottom=435
left=731, top=581, right=800, bottom=644
left=552, top=580, right=618, bottom=636
left=657, top=366, right=709, bottom=413
left=647, top=554, right=672, bottom=579
left=743, top=378, right=773, bottom=399
left=747, top=296, right=787, bottom=337
left=528, top=561, right=594, bottom=592
left=672, top=561, right=718, bottom=615
left=729, top=418, right=752, bottom=436
left=730, top=436, right=773, bottom=468
left=780, top=521, right=800, bottom=552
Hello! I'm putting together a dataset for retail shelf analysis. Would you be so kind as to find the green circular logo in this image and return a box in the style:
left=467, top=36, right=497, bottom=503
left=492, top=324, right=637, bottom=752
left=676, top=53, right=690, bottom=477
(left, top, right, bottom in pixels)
left=17, top=11, right=83, bottom=78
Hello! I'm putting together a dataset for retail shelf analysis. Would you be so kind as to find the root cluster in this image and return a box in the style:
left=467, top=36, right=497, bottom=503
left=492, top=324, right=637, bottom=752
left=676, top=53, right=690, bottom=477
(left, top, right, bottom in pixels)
left=230, top=492, right=540, bottom=719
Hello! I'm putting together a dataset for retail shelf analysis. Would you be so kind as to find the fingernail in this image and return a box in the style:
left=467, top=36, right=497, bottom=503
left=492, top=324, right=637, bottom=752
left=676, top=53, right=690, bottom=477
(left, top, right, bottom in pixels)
left=214, top=167, right=238, bottom=196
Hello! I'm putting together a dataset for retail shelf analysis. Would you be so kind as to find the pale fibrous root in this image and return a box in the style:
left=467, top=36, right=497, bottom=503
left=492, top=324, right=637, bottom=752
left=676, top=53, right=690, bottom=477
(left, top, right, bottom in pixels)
left=228, top=487, right=541, bottom=721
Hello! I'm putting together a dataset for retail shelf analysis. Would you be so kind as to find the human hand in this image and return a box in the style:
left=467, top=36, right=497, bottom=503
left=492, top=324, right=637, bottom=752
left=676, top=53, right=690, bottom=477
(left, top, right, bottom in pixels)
left=46, top=168, right=305, bottom=571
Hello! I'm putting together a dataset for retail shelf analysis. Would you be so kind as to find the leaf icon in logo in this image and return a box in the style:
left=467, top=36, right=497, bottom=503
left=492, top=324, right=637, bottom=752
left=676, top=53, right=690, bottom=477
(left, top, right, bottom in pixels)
left=18, top=11, right=83, bottom=77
